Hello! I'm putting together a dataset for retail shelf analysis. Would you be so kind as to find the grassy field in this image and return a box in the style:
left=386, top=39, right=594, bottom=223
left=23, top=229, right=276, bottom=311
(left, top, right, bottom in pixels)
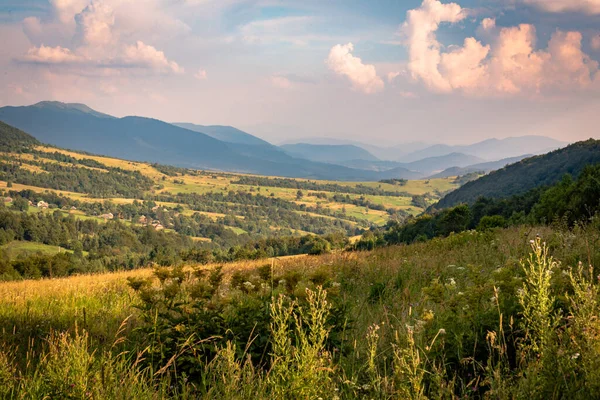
left=1, top=224, right=599, bottom=398
left=1, top=241, right=76, bottom=256
left=2, top=145, right=460, bottom=229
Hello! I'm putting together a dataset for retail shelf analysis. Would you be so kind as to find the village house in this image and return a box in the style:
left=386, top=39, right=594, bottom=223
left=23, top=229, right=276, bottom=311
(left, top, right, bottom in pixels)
left=151, top=220, right=164, bottom=230
left=3, top=197, right=12, bottom=203
left=100, top=212, right=114, bottom=220
left=37, top=201, right=49, bottom=209
left=138, top=215, right=148, bottom=225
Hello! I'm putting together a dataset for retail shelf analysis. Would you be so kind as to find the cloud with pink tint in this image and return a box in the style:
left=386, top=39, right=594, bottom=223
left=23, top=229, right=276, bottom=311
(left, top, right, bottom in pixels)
left=402, top=0, right=599, bottom=96
left=20, top=45, right=85, bottom=64
left=194, top=69, right=208, bottom=80
left=50, top=0, right=89, bottom=24
left=75, top=1, right=115, bottom=48
left=387, top=71, right=401, bottom=82
left=326, top=43, right=384, bottom=94
left=18, top=0, right=183, bottom=76
left=401, top=0, right=465, bottom=92
left=122, top=41, right=183, bottom=74
left=520, top=0, right=600, bottom=15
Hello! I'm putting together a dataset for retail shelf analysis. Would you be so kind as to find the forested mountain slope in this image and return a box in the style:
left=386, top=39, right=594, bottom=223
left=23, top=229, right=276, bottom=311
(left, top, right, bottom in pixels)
left=435, top=139, right=600, bottom=208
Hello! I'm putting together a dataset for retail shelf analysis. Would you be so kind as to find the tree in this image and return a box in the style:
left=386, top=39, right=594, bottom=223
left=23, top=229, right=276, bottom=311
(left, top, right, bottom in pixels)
left=12, top=197, right=28, bottom=212
left=296, top=190, right=304, bottom=200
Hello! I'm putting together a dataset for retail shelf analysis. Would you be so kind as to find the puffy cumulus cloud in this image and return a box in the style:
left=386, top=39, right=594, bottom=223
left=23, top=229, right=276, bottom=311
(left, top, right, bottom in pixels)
left=521, top=0, right=600, bottom=15
left=194, top=69, right=207, bottom=80
left=401, top=0, right=465, bottom=92
left=18, top=0, right=183, bottom=76
left=122, top=41, right=184, bottom=74
left=50, top=0, right=89, bottom=24
left=402, top=0, right=600, bottom=96
left=326, top=43, right=384, bottom=94
left=20, top=45, right=85, bottom=64
left=74, top=1, right=115, bottom=48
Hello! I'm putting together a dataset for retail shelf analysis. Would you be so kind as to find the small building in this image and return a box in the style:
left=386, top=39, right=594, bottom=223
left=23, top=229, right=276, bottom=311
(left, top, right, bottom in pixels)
left=100, top=212, right=114, bottom=220
left=3, top=197, right=12, bottom=203
left=37, top=201, right=49, bottom=209
left=138, top=215, right=148, bottom=225
left=151, top=220, right=164, bottom=230
left=70, top=206, right=77, bottom=210
left=151, top=205, right=161, bottom=212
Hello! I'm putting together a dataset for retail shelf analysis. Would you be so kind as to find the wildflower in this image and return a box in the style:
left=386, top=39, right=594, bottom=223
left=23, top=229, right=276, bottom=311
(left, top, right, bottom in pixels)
left=331, top=281, right=341, bottom=288
left=243, top=281, right=255, bottom=291
left=571, top=353, right=580, bottom=360
left=447, top=277, right=456, bottom=287
left=439, top=328, right=446, bottom=335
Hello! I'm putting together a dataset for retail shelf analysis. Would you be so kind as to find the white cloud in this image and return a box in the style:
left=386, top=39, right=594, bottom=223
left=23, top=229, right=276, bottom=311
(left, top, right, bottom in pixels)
left=194, top=69, right=208, bottom=80
left=20, top=45, right=85, bottom=64
left=75, top=1, right=115, bottom=48
left=50, top=0, right=89, bottom=24
left=387, top=71, right=401, bottom=82
left=401, top=0, right=465, bottom=92
left=521, top=0, right=600, bottom=14
left=402, top=0, right=600, bottom=96
left=122, top=41, right=184, bottom=74
left=18, top=0, right=184, bottom=76
left=326, top=43, right=384, bottom=94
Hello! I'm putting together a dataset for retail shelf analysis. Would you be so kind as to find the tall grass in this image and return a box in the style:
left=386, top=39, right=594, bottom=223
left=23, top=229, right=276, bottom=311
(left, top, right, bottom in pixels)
left=0, top=223, right=599, bottom=398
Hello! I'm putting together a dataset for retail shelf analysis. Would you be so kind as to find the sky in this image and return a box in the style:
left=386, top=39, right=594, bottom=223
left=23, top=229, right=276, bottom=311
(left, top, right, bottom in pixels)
left=1, top=0, right=600, bottom=145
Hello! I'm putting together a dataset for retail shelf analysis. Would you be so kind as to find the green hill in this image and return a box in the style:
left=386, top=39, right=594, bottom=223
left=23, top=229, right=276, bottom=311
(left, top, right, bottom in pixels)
left=435, top=139, right=600, bottom=209
left=0, top=120, right=40, bottom=151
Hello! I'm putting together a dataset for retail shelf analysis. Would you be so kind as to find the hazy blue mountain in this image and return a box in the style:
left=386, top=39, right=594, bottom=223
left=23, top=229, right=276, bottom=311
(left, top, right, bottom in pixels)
left=435, top=139, right=600, bottom=209
left=0, top=102, right=421, bottom=181
left=428, top=155, right=532, bottom=178
left=172, top=123, right=271, bottom=146
left=281, top=143, right=380, bottom=163
left=337, top=159, right=405, bottom=172
left=401, top=136, right=567, bottom=163
left=401, top=153, right=485, bottom=175
left=279, top=137, right=432, bottom=161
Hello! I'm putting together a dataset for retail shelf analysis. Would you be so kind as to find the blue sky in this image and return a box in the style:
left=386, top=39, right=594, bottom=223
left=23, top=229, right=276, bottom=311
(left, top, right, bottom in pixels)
left=1, top=0, right=600, bottom=145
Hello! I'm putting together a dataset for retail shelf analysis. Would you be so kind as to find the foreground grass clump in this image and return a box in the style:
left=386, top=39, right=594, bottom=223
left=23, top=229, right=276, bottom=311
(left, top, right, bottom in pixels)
left=0, top=224, right=599, bottom=398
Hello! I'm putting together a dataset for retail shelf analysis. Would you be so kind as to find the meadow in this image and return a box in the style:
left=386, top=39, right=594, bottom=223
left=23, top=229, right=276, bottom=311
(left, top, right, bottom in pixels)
left=1, top=222, right=599, bottom=399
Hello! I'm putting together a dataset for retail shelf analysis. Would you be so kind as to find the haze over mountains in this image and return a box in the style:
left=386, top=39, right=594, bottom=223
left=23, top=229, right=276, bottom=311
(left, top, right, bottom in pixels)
left=0, top=101, right=569, bottom=181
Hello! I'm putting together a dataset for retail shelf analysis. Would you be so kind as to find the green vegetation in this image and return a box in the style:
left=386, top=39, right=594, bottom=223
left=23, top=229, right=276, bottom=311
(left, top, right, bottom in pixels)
left=365, top=164, right=600, bottom=249
left=437, top=139, right=600, bottom=208
left=1, top=224, right=600, bottom=398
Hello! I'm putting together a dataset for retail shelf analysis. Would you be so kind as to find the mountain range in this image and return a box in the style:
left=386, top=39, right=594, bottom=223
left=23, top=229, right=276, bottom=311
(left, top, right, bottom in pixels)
left=0, top=101, right=569, bottom=181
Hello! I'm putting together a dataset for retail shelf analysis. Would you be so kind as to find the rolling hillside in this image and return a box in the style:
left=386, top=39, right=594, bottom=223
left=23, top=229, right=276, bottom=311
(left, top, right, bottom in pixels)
left=435, top=139, right=600, bottom=208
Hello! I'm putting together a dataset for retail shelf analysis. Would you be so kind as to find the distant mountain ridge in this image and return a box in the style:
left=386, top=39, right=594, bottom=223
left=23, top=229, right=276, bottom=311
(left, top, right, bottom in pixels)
left=429, top=155, right=532, bottom=178
left=435, top=139, right=600, bottom=209
left=281, top=143, right=380, bottom=163
left=400, top=136, right=567, bottom=163
left=172, top=123, right=271, bottom=146
left=0, top=102, right=423, bottom=181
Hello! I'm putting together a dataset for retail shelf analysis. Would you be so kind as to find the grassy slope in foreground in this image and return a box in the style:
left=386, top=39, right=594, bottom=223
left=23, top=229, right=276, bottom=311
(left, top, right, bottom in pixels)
left=1, top=223, right=600, bottom=398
